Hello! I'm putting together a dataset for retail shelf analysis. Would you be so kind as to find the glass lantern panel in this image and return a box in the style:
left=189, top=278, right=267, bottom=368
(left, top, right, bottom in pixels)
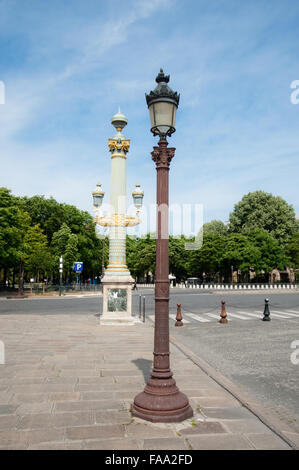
left=153, top=101, right=175, bottom=133
left=133, top=195, right=143, bottom=208
left=149, top=101, right=175, bottom=132
left=171, top=105, right=177, bottom=128
left=93, top=194, right=103, bottom=207
left=149, top=104, right=156, bottom=129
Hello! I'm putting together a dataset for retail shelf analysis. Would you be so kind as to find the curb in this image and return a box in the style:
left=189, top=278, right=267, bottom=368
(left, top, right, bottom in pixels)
left=1, top=293, right=103, bottom=300
left=169, top=334, right=298, bottom=450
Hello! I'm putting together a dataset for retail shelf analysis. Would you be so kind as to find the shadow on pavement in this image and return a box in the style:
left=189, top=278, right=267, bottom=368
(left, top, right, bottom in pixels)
left=132, top=358, right=152, bottom=383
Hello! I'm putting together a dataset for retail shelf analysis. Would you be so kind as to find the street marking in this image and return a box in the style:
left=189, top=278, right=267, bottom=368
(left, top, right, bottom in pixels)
left=226, top=312, right=250, bottom=320
left=148, top=310, right=298, bottom=324
left=285, top=310, right=299, bottom=314
left=169, top=314, right=191, bottom=324
left=205, top=313, right=223, bottom=320
left=271, top=310, right=299, bottom=318
left=254, top=310, right=292, bottom=319
left=148, top=315, right=191, bottom=324
left=236, top=311, right=262, bottom=318
left=184, top=313, right=210, bottom=323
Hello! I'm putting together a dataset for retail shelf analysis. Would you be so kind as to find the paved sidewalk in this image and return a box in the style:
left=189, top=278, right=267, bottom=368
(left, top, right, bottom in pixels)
left=0, top=313, right=296, bottom=450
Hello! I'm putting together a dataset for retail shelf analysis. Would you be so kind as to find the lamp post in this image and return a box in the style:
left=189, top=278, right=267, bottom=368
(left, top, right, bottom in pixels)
left=132, top=69, right=193, bottom=422
left=92, top=112, right=144, bottom=324
left=59, top=256, right=63, bottom=296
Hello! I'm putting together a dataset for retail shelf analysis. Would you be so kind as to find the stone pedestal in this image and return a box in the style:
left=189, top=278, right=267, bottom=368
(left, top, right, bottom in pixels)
left=101, top=274, right=135, bottom=325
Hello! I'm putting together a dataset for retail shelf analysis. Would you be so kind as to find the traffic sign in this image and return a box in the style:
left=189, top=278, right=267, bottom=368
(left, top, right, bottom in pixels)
left=73, top=262, right=83, bottom=272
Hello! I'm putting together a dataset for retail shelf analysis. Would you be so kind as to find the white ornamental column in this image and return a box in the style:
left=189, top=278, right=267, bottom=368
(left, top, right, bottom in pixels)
left=106, top=110, right=130, bottom=275
left=99, top=110, right=138, bottom=325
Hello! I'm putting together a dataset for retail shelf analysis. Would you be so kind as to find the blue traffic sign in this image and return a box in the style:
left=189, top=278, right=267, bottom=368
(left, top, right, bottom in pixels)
left=73, top=262, right=83, bottom=272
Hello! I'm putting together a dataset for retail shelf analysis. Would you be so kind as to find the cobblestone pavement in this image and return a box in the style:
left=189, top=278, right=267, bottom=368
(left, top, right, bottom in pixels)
left=0, top=313, right=296, bottom=450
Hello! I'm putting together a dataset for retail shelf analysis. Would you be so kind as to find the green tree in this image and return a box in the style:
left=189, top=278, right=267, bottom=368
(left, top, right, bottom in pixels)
left=222, top=233, right=260, bottom=281
left=188, top=233, right=226, bottom=280
left=248, top=229, right=287, bottom=276
left=202, top=220, right=228, bottom=235
left=169, top=236, right=192, bottom=282
left=127, top=234, right=156, bottom=281
left=229, top=191, right=297, bottom=246
left=21, top=195, right=65, bottom=242
left=0, top=188, right=32, bottom=290
left=22, top=195, right=102, bottom=281
left=51, top=223, right=79, bottom=280
left=286, top=233, right=299, bottom=269
left=23, top=224, right=53, bottom=281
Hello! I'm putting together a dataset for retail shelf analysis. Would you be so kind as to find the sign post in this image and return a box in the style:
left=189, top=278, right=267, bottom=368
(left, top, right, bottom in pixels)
left=59, top=256, right=63, bottom=296
left=73, top=262, right=83, bottom=289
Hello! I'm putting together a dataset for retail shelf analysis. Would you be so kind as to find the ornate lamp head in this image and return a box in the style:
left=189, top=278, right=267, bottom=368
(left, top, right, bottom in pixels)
left=92, top=182, right=105, bottom=208
left=132, top=184, right=144, bottom=211
left=146, top=69, right=180, bottom=138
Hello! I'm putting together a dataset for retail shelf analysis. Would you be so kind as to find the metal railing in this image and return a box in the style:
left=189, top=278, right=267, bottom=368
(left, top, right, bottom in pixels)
left=136, top=282, right=298, bottom=290
left=177, top=282, right=298, bottom=290
left=22, top=283, right=103, bottom=295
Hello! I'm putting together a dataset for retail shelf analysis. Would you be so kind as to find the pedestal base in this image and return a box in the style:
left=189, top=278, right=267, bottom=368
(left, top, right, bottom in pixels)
left=132, top=376, right=193, bottom=423
left=101, top=274, right=134, bottom=325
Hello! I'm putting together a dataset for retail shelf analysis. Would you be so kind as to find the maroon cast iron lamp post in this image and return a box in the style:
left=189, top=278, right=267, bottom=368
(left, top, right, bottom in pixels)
left=132, top=69, right=193, bottom=422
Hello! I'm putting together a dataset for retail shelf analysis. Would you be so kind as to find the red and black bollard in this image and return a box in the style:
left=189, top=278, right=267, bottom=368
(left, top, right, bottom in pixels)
left=219, top=300, right=228, bottom=324
left=175, top=303, right=183, bottom=327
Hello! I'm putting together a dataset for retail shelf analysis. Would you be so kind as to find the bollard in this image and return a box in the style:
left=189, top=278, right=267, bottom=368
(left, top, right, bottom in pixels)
left=262, top=298, right=271, bottom=321
left=219, top=300, right=228, bottom=324
left=142, top=296, right=145, bottom=323
left=175, top=303, right=183, bottom=327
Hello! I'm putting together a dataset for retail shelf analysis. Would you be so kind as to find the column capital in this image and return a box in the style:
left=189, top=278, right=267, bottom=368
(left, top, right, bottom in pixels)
left=151, top=139, right=175, bottom=169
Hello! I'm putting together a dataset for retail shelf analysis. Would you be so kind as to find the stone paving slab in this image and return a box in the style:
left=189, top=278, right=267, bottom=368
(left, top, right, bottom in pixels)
left=0, top=313, right=297, bottom=450
left=81, top=439, right=140, bottom=450
left=143, top=438, right=190, bottom=450
left=245, top=433, right=290, bottom=450
left=186, top=434, right=255, bottom=450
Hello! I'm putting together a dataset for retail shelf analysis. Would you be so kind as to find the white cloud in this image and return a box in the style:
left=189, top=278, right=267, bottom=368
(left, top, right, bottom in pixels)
left=0, top=0, right=298, bottom=231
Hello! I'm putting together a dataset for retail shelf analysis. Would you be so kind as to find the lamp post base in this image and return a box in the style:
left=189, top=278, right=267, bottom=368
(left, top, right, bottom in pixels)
left=132, top=375, right=193, bottom=423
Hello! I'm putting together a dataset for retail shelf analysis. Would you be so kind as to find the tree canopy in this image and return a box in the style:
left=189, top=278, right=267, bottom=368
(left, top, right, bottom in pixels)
left=229, top=191, right=297, bottom=246
left=0, top=188, right=297, bottom=286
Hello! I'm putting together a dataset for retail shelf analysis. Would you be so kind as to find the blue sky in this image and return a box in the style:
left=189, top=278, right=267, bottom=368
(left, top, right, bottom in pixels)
left=0, top=0, right=298, bottom=235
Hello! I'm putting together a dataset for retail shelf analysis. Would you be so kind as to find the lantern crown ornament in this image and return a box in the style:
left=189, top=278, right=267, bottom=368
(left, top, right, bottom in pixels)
left=111, top=107, right=128, bottom=132
left=109, top=108, right=130, bottom=157
left=146, top=69, right=180, bottom=138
